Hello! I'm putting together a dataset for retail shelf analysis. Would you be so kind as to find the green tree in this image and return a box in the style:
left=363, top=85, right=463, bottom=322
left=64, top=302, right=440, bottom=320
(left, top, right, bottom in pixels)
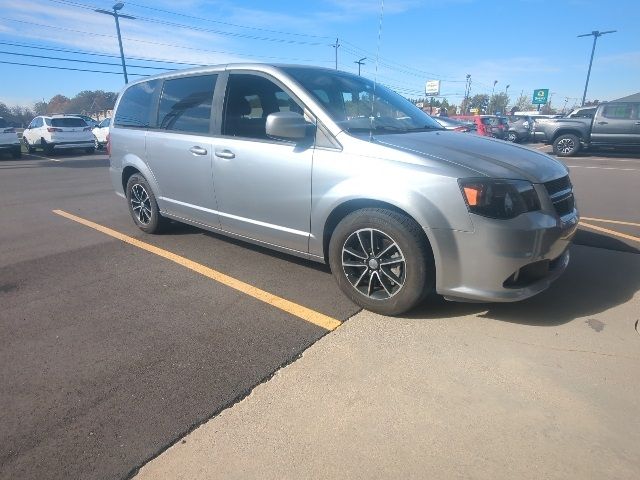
left=514, top=94, right=534, bottom=112
left=47, top=95, right=71, bottom=114
left=488, top=93, right=509, bottom=115
left=469, top=94, right=489, bottom=112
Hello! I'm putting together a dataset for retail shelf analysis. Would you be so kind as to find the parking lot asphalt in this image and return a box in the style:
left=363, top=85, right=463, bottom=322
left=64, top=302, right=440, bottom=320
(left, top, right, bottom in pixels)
left=0, top=151, right=358, bottom=480
left=1, top=147, right=639, bottom=480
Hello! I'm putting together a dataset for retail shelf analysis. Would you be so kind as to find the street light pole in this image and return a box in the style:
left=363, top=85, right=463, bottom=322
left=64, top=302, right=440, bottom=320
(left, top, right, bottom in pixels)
left=490, top=80, right=497, bottom=114
left=577, top=30, right=616, bottom=106
left=96, top=3, right=135, bottom=84
left=504, top=84, right=510, bottom=113
left=354, top=57, right=366, bottom=76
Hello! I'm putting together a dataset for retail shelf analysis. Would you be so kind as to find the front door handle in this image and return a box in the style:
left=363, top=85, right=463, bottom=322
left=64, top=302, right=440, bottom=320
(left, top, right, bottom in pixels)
left=635, top=121, right=640, bottom=125
left=189, top=146, right=208, bottom=156
left=597, top=121, right=608, bottom=125
left=215, top=149, right=235, bottom=159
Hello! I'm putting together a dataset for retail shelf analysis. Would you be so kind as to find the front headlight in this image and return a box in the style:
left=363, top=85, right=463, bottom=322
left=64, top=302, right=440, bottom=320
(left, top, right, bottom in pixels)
left=458, top=179, right=540, bottom=219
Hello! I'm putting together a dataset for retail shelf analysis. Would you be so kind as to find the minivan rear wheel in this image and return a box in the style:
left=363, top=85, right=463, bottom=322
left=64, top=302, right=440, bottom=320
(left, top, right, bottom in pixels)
left=328, top=208, right=435, bottom=316
left=126, top=173, right=168, bottom=233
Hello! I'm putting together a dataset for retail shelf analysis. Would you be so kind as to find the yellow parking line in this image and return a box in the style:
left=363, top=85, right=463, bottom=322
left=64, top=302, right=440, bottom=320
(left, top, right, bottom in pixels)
left=580, top=221, right=640, bottom=244
left=581, top=217, right=640, bottom=228
left=52, top=210, right=342, bottom=331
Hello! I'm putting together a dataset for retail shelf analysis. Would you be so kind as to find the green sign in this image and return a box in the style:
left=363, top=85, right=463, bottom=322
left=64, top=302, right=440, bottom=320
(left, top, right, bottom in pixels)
left=532, top=89, right=549, bottom=105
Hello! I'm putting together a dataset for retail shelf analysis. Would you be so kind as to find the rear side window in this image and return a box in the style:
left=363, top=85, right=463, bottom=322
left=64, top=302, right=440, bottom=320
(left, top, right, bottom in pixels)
left=0, top=118, right=7, bottom=128
left=157, top=75, right=217, bottom=134
left=114, top=80, right=159, bottom=128
left=602, top=103, right=633, bottom=120
left=51, top=118, right=86, bottom=127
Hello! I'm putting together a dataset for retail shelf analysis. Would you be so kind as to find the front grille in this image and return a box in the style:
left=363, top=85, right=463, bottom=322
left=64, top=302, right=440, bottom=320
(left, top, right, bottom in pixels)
left=544, top=175, right=575, bottom=217
left=544, top=175, right=571, bottom=196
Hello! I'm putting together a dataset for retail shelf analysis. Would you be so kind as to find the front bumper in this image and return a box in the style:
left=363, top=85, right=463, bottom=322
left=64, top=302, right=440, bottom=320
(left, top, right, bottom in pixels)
left=429, top=208, right=578, bottom=303
left=0, top=142, right=21, bottom=150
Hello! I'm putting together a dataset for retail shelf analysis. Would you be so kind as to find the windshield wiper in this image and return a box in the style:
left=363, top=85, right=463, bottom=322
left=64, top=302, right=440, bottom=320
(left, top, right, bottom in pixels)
left=406, top=125, right=444, bottom=132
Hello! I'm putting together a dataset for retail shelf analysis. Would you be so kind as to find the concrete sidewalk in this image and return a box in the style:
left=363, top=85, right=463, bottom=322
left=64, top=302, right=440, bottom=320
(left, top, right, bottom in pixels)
left=136, top=245, right=640, bottom=480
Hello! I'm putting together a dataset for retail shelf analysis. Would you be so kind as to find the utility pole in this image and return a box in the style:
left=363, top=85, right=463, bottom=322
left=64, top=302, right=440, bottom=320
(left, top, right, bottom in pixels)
left=331, top=38, right=340, bottom=70
left=354, top=57, right=366, bottom=76
left=463, top=74, right=471, bottom=114
left=95, top=3, right=135, bottom=84
left=577, top=30, right=616, bottom=106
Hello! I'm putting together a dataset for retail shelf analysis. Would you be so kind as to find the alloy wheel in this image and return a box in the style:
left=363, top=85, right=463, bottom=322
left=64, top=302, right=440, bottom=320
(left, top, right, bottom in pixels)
left=557, top=138, right=575, bottom=155
left=341, top=228, right=406, bottom=300
left=130, top=184, right=152, bottom=225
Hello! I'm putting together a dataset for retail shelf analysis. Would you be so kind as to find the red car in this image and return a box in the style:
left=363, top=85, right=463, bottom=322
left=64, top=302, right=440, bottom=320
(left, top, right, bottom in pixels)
left=452, top=115, right=508, bottom=139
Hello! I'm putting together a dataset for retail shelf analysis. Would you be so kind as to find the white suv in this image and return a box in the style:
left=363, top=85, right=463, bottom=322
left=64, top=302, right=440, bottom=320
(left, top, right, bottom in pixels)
left=92, top=117, right=110, bottom=149
left=23, top=115, right=95, bottom=154
left=0, top=117, right=21, bottom=158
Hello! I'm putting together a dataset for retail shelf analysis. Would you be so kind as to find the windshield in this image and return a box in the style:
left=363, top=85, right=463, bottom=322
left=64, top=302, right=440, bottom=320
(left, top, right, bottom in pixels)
left=283, top=67, right=443, bottom=134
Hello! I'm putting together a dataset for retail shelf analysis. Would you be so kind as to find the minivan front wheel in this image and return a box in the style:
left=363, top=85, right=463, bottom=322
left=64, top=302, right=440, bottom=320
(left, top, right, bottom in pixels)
left=126, top=173, right=167, bottom=233
left=328, top=208, right=435, bottom=316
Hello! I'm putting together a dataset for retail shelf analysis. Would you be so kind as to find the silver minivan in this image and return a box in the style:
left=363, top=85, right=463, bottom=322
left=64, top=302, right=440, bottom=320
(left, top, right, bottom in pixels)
left=109, top=64, right=578, bottom=315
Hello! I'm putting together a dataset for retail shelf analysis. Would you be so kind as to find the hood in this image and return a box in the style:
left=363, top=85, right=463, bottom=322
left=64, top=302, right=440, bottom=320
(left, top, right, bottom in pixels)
left=373, top=130, right=568, bottom=183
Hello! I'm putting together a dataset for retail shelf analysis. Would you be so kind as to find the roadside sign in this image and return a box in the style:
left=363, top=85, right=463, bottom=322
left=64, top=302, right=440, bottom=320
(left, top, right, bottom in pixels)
left=425, top=80, right=441, bottom=96
left=532, top=89, right=549, bottom=105
left=469, top=108, right=479, bottom=114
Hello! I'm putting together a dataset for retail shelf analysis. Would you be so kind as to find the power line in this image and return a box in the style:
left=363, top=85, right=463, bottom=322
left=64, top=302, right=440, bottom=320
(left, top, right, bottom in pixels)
left=44, top=0, right=327, bottom=46
left=5, top=18, right=333, bottom=63
left=126, top=0, right=333, bottom=40
left=0, top=59, right=149, bottom=76
left=47, top=0, right=332, bottom=40
left=0, top=41, right=205, bottom=67
left=0, top=49, right=176, bottom=71
left=341, top=41, right=461, bottom=80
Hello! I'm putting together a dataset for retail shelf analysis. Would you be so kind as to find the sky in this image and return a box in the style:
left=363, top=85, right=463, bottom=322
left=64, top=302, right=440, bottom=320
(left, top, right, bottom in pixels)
left=0, top=0, right=638, bottom=111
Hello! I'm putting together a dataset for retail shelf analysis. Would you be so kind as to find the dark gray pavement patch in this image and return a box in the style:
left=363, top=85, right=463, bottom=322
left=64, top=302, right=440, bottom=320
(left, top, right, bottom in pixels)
left=0, top=241, right=351, bottom=480
left=0, top=154, right=359, bottom=480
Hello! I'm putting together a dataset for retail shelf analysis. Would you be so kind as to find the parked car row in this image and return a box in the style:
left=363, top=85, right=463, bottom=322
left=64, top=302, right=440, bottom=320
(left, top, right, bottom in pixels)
left=7, top=114, right=111, bottom=157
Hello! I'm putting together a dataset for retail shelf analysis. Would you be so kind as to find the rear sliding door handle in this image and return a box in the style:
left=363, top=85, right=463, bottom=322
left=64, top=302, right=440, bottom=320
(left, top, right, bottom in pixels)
left=597, top=121, right=608, bottom=125
left=635, top=121, right=640, bottom=125
left=215, top=149, right=235, bottom=159
left=189, top=146, right=208, bottom=156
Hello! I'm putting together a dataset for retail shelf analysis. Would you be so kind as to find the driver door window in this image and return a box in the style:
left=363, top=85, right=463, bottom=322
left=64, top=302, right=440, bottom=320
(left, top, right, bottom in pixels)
left=222, top=74, right=304, bottom=141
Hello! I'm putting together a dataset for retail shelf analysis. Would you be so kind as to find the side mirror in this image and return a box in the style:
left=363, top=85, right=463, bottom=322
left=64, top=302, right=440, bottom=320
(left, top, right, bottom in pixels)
left=266, top=111, right=314, bottom=140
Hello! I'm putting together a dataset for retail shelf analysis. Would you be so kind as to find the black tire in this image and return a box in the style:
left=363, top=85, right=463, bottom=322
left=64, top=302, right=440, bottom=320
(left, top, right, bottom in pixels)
left=553, top=133, right=580, bottom=157
left=42, top=140, right=54, bottom=155
left=328, top=208, right=435, bottom=316
left=507, top=131, right=518, bottom=142
left=85, top=147, right=95, bottom=154
left=125, top=173, right=168, bottom=234
left=23, top=137, right=35, bottom=154
left=11, top=147, right=22, bottom=159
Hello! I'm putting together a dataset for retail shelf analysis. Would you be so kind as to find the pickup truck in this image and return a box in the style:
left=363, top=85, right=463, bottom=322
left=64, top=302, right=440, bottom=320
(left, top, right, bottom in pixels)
left=540, top=101, right=640, bottom=156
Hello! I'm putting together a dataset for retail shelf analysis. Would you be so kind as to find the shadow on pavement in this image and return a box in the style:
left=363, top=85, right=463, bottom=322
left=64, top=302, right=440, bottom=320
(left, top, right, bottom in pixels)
left=409, top=235, right=640, bottom=326
left=574, top=228, right=639, bottom=254
left=165, top=221, right=332, bottom=273
left=569, top=148, right=640, bottom=159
